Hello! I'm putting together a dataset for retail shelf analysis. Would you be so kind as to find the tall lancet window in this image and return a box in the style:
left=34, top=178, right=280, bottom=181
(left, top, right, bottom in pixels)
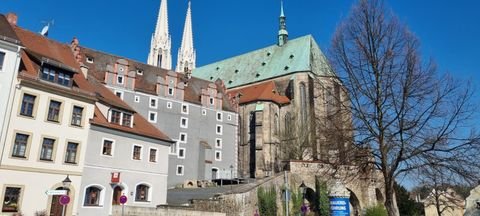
left=274, top=113, right=279, bottom=135
left=157, top=54, right=163, bottom=68
left=299, top=82, right=308, bottom=123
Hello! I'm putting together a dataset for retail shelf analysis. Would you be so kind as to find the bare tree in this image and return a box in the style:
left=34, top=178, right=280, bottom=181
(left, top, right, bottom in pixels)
left=280, top=111, right=313, bottom=161
left=418, top=166, right=465, bottom=216
left=329, top=0, right=480, bottom=215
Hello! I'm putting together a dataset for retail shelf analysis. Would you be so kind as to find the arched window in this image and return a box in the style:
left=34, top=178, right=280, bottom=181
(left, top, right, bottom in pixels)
left=135, top=184, right=150, bottom=202
left=84, top=186, right=102, bottom=206
left=285, top=112, right=292, bottom=136
left=273, top=113, right=279, bottom=135
left=299, top=82, right=308, bottom=123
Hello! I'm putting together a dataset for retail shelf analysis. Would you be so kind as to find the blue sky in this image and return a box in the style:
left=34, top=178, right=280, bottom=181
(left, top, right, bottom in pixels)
left=2, top=0, right=478, bottom=188
left=2, top=0, right=479, bottom=84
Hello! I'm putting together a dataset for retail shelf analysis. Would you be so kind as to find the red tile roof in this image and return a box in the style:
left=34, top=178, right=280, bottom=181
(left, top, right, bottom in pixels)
left=0, top=14, right=21, bottom=45
left=79, top=47, right=237, bottom=112
left=14, top=26, right=95, bottom=96
left=228, top=81, right=290, bottom=105
left=88, top=78, right=172, bottom=143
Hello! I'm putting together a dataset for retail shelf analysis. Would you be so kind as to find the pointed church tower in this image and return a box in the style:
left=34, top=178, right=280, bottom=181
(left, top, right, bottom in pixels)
left=278, top=0, right=288, bottom=46
left=176, top=1, right=196, bottom=74
left=148, top=0, right=172, bottom=70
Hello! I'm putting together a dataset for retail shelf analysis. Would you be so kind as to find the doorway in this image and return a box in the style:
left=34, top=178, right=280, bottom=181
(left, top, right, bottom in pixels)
left=112, top=186, right=123, bottom=205
left=212, top=168, right=218, bottom=180
left=49, top=187, right=68, bottom=216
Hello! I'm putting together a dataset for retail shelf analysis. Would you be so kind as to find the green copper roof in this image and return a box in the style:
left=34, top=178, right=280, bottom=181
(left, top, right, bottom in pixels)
left=193, top=35, right=335, bottom=88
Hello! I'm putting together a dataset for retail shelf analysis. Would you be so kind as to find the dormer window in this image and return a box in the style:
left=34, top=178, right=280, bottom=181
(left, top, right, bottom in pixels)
left=110, top=110, right=121, bottom=124
left=86, top=56, right=94, bottom=63
left=110, top=109, right=133, bottom=127
left=136, top=69, right=144, bottom=75
left=122, top=113, right=132, bottom=127
left=41, top=66, right=73, bottom=87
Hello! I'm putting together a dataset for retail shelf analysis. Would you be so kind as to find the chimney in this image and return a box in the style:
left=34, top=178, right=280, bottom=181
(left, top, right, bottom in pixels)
left=6, top=13, right=18, bottom=26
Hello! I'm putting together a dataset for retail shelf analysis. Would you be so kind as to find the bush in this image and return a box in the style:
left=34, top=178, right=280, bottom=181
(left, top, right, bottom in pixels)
left=315, top=179, right=330, bottom=216
left=365, top=204, right=388, bottom=216
left=290, top=186, right=304, bottom=216
left=257, top=186, right=277, bottom=216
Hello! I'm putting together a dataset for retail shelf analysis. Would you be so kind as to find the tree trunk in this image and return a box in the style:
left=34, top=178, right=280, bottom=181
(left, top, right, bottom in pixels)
left=384, top=182, right=400, bottom=216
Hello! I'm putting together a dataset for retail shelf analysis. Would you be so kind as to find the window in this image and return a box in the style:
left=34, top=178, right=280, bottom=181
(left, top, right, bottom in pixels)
left=215, top=151, right=222, bottom=161
left=176, top=165, right=184, bottom=176
left=215, top=138, right=222, bottom=149
left=12, top=133, right=28, bottom=158
left=168, top=87, right=174, bottom=96
left=65, top=142, right=78, bottom=164
left=86, top=56, right=94, bottom=63
left=202, top=109, right=207, bottom=116
left=273, top=113, right=279, bottom=135
left=71, top=106, right=83, bottom=126
left=134, top=95, right=140, bottom=103
left=300, top=82, right=308, bottom=123
left=117, top=75, right=124, bottom=84
left=84, top=186, right=102, bottom=206
left=179, top=133, right=187, bottom=143
left=110, top=110, right=121, bottom=124
left=0, top=52, right=5, bottom=71
left=135, top=184, right=149, bottom=202
left=41, top=67, right=55, bottom=82
left=209, top=97, right=214, bottom=105
left=20, top=94, right=36, bottom=117
left=170, top=142, right=178, bottom=155
left=178, top=148, right=185, bottom=159
left=102, top=139, right=114, bottom=156
left=227, top=115, right=232, bottom=121
left=180, top=117, right=188, bottom=128
left=136, top=69, right=143, bottom=75
left=217, top=112, right=223, bottom=121
left=122, top=113, right=132, bottom=127
left=40, top=138, right=55, bottom=161
left=149, top=98, right=157, bottom=108
left=132, top=145, right=142, bottom=160
left=181, top=104, right=188, bottom=114
left=166, top=102, right=172, bottom=109
left=47, top=100, right=62, bottom=122
left=149, top=148, right=157, bottom=162
left=148, top=111, right=157, bottom=123
left=41, top=67, right=72, bottom=87
left=115, top=91, right=123, bottom=99
left=216, top=125, right=223, bottom=135
left=2, top=187, right=21, bottom=212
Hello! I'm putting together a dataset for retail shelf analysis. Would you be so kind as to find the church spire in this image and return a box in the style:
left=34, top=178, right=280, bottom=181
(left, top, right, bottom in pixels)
left=148, top=0, right=172, bottom=70
left=278, top=0, right=288, bottom=46
left=176, top=1, right=196, bottom=74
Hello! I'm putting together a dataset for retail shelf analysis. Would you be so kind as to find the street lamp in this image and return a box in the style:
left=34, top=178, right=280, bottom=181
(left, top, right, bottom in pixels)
left=62, top=175, right=72, bottom=189
left=299, top=181, right=307, bottom=216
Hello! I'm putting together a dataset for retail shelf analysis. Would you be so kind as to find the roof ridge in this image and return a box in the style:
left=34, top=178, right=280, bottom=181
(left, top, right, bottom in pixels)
left=194, top=34, right=313, bottom=69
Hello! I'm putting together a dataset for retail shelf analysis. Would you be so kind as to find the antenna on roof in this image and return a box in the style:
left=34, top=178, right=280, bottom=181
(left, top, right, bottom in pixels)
left=39, top=20, right=54, bottom=37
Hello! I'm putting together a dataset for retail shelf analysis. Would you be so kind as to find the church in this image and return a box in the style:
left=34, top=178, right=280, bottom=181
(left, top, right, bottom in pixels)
left=193, top=1, right=353, bottom=179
